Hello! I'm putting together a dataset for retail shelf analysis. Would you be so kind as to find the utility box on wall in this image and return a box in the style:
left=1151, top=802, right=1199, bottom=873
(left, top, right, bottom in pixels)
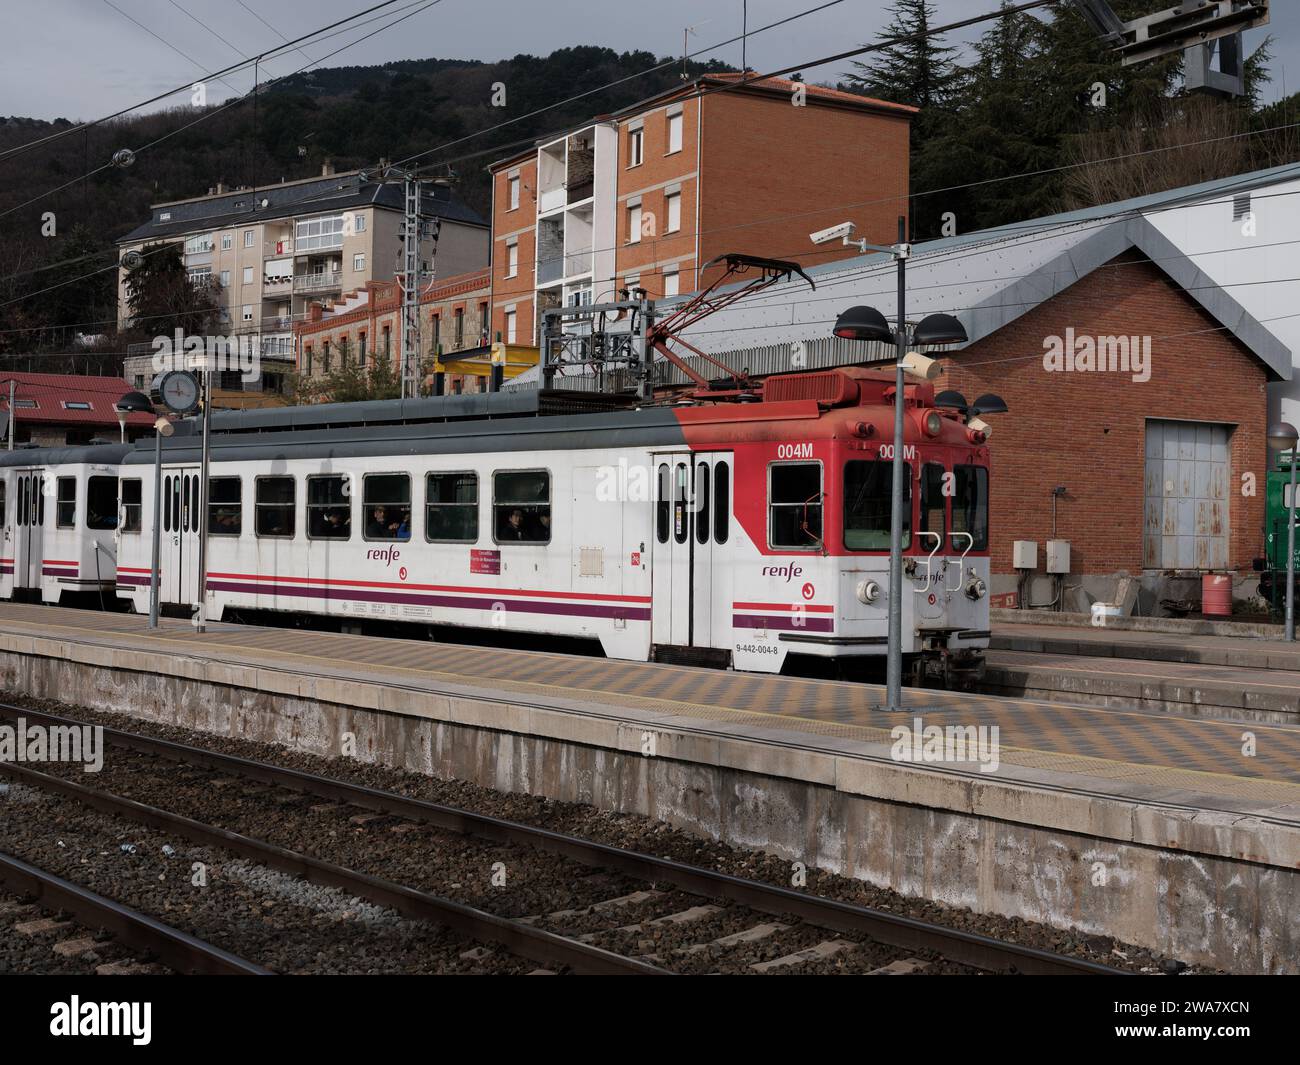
left=1013, top=540, right=1038, bottom=570
left=1046, top=539, right=1071, bottom=575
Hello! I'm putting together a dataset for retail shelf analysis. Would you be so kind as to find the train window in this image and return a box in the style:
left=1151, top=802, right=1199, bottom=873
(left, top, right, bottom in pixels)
left=163, top=476, right=171, bottom=533
left=121, top=479, right=142, bottom=533
left=209, top=477, right=242, bottom=536
left=426, top=472, right=478, bottom=543
left=86, top=476, right=118, bottom=530
left=768, top=462, right=823, bottom=550
left=363, top=474, right=411, bottom=541
left=493, top=470, right=550, bottom=544
left=952, top=466, right=989, bottom=551
left=695, top=463, right=710, bottom=544
left=307, top=476, right=351, bottom=540
left=255, top=477, right=296, bottom=538
left=171, top=475, right=181, bottom=533
left=0, top=480, right=5, bottom=525
left=16, top=477, right=25, bottom=527
left=191, top=476, right=200, bottom=532
left=843, top=460, right=910, bottom=551
left=37, top=476, right=45, bottom=526
left=919, top=463, right=947, bottom=545
left=674, top=463, right=688, bottom=544
left=655, top=464, right=670, bottom=544
left=714, top=461, right=730, bottom=545
left=56, top=477, right=76, bottom=528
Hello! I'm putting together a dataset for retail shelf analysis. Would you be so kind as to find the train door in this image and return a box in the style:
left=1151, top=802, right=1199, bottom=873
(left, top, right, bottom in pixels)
left=161, top=466, right=201, bottom=606
left=12, top=469, right=46, bottom=591
left=652, top=451, right=728, bottom=649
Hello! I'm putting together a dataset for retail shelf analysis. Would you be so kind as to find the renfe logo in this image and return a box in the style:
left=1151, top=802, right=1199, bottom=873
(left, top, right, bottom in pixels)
left=762, top=564, right=804, bottom=583
left=367, top=546, right=401, bottom=567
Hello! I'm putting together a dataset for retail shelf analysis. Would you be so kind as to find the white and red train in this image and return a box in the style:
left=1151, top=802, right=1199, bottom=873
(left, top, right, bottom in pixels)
left=0, top=367, right=992, bottom=682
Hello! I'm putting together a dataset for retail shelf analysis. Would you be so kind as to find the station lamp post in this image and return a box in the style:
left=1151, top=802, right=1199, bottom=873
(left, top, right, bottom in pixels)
left=114, top=392, right=174, bottom=629
left=1267, top=421, right=1298, bottom=641
left=831, top=218, right=969, bottom=712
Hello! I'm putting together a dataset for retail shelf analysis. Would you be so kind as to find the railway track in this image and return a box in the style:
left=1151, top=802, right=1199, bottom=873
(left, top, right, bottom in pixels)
left=0, top=702, right=1126, bottom=975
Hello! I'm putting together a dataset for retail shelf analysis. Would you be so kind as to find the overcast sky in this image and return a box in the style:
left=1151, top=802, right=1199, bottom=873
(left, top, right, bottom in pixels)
left=8, top=0, right=1298, bottom=122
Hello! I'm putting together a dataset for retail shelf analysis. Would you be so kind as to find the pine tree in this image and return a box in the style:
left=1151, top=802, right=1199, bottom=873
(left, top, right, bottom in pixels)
left=846, top=0, right=963, bottom=111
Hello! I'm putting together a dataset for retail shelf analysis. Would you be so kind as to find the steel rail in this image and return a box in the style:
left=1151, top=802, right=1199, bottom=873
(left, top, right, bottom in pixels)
left=0, top=758, right=667, bottom=975
left=0, top=703, right=1128, bottom=975
left=0, top=847, right=269, bottom=974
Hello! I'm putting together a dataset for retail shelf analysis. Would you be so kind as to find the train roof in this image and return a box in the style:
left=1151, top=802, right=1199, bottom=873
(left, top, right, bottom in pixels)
left=0, top=442, right=133, bottom=468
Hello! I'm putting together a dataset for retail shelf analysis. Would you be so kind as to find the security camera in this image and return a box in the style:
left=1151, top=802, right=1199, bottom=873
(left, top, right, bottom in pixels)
left=809, top=221, right=856, bottom=246
left=899, top=351, right=941, bottom=381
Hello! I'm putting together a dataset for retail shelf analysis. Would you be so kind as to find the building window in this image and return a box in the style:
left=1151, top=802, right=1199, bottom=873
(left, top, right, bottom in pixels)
left=354, top=214, right=367, bottom=233
left=188, top=267, right=211, bottom=286
left=508, top=174, right=520, bottom=210
left=666, top=191, right=681, bottom=233
left=56, top=477, right=76, bottom=528
left=505, top=309, right=517, bottom=344
left=323, top=340, right=331, bottom=372
left=243, top=230, right=255, bottom=248
left=295, top=213, right=345, bottom=252
left=478, top=302, right=489, bottom=344
left=307, top=475, right=351, bottom=539
left=628, top=126, right=643, bottom=167
left=667, top=110, right=683, bottom=154
left=359, top=332, right=367, bottom=366
left=159, top=211, right=171, bottom=222
left=627, top=203, right=641, bottom=244
left=426, top=472, right=478, bottom=542
left=353, top=253, right=365, bottom=272
left=220, top=270, right=230, bottom=286
left=221, top=233, right=232, bottom=250
left=506, top=239, right=518, bottom=278
left=663, top=268, right=679, bottom=297
left=120, top=479, right=142, bottom=533
left=494, top=470, right=550, bottom=544
left=255, top=477, right=295, bottom=537
left=209, top=477, right=241, bottom=535
left=305, top=345, right=313, bottom=375
left=382, top=325, right=391, bottom=356
left=363, top=474, right=411, bottom=541
left=184, top=233, right=213, bottom=254
left=242, top=304, right=253, bottom=322
left=431, top=313, right=441, bottom=352
left=769, top=462, right=823, bottom=550
left=62, top=401, right=92, bottom=411
left=454, top=308, right=464, bottom=348
left=242, top=266, right=254, bottom=285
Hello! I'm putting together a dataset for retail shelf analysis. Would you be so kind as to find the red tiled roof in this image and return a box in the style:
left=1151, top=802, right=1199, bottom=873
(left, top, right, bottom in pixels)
left=0, top=372, right=155, bottom=427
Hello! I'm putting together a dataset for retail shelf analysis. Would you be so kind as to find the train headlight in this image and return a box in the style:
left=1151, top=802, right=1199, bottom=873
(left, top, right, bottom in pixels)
left=923, top=411, right=943, bottom=437
left=856, top=579, right=881, bottom=604
left=965, top=576, right=987, bottom=601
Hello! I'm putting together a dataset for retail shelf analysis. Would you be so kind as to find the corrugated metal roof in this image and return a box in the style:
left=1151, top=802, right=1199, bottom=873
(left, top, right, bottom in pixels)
left=0, top=373, right=155, bottom=426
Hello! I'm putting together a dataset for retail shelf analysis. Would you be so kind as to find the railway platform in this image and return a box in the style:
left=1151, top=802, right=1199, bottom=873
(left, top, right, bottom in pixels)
left=0, top=601, right=1294, bottom=973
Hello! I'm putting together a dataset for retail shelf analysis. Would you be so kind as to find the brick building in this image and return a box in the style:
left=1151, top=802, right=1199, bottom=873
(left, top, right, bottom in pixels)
left=665, top=169, right=1295, bottom=610
left=295, top=270, right=515, bottom=395
left=487, top=73, right=915, bottom=347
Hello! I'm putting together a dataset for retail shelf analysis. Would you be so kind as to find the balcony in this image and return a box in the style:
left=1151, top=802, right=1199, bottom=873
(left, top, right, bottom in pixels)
left=293, top=272, right=343, bottom=294
left=263, top=274, right=292, bottom=295
left=537, top=256, right=564, bottom=285
left=261, top=315, right=292, bottom=332
left=260, top=334, right=294, bottom=358
left=265, top=238, right=293, bottom=257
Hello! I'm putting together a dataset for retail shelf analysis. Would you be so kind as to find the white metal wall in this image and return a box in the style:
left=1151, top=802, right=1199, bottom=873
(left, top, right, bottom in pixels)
left=1143, top=419, right=1230, bottom=570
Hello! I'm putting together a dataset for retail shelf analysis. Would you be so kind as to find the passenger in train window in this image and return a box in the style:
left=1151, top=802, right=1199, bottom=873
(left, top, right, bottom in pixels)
left=500, top=508, right=527, bottom=540
left=395, top=508, right=411, bottom=541
left=367, top=506, right=401, bottom=539
left=534, top=511, right=551, bottom=540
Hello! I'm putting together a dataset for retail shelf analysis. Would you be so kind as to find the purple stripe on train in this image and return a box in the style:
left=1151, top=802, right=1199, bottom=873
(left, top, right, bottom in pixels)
left=732, top=613, right=834, bottom=633
left=205, top=580, right=653, bottom=621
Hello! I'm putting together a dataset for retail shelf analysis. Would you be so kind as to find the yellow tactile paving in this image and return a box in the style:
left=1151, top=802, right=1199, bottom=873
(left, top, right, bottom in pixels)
left=1, top=602, right=1298, bottom=806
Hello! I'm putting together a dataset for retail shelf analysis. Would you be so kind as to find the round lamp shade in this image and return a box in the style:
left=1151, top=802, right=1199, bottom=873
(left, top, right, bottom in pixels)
left=833, top=305, right=893, bottom=343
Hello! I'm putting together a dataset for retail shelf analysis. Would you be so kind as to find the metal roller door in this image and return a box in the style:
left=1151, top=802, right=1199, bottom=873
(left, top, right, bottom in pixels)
left=1143, top=419, right=1229, bottom=570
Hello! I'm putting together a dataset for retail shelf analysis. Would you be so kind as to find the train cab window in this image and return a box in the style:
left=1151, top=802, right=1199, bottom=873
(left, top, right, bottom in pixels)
left=86, top=476, right=118, bottom=530
left=307, top=475, right=351, bottom=539
left=844, top=460, right=911, bottom=550
left=363, top=474, right=411, bottom=541
left=120, top=479, right=142, bottom=533
left=209, top=477, right=242, bottom=536
left=656, top=464, right=670, bottom=544
left=714, top=461, right=730, bottom=545
left=768, top=462, right=823, bottom=550
left=493, top=470, right=550, bottom=544
left=255, top=477, right=296, bottom=538
left=952, top=466, right=989, bottom=551
left=919, top=463, right=947, bottom=548
left=695, top=463, right=710, bottom=544
left=56, top=477, right=76, bottom=528
left=426, top=472, right=478, bottom=542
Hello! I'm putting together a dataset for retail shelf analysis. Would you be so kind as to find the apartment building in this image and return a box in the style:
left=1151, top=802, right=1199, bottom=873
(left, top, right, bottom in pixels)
left=487, top=73, right=916, bottom=346
left=296, top=269, right=511, bottom=395
left=116, top=164, right=489, bottom=380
